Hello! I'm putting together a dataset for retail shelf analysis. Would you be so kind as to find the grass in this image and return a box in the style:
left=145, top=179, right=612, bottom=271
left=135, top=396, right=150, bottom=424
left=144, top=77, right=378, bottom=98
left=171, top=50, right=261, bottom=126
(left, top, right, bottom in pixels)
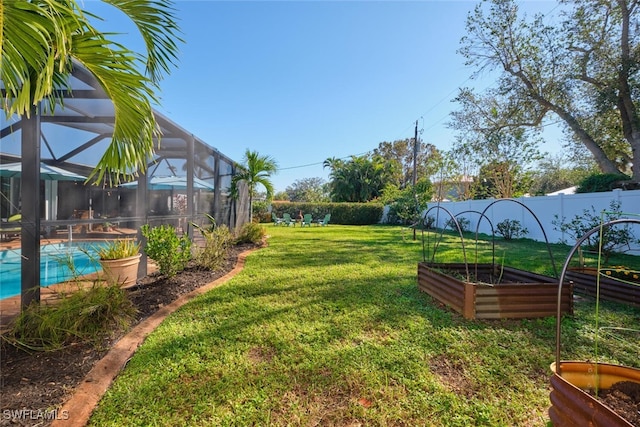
left=89, top=225, right=639, bottom=426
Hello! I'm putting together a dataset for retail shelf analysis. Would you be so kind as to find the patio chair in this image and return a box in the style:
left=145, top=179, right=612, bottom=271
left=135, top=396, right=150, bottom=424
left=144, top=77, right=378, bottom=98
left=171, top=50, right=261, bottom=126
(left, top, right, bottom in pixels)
left=271, top=212, right=283, bottom=226
left=282, top=213, right=295, bottom=226
left=301, top=214, right=313, bottom=227
left=317, top=213, right=331, bottom=227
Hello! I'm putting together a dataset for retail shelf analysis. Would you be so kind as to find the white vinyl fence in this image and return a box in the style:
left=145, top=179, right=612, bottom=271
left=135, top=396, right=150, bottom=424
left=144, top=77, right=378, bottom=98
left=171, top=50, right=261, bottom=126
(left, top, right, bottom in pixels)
left=423, top=189, right=640, bottom=247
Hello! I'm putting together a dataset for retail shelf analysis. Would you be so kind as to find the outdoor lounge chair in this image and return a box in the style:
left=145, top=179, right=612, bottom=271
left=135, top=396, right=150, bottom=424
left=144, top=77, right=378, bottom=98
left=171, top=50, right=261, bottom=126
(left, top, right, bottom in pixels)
left=317, top=213, right=331, bottom=226
left=1, top=214, right=21, bottom=241
left=272, top=212, right=283, bottom=226
left=301, top=214, right=313, bottom=227
left=282, top=213, right=295, bottom=226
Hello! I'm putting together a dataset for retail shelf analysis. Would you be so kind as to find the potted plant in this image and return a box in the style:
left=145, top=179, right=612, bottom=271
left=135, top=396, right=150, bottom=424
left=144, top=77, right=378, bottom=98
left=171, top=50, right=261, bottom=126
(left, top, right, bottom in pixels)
left=550, top=218, right=640, bottom=426
left=98, top=239, right=141, bottom=287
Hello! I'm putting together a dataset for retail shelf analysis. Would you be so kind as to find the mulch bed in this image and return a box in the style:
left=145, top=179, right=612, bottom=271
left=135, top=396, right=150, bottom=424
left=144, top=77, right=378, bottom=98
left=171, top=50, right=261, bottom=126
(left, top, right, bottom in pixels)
left=0, top=243, right=258, bottom=427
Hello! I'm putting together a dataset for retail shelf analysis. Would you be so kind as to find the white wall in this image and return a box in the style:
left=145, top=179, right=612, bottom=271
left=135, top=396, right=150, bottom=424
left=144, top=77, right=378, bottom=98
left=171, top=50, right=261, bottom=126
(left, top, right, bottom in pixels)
left=425, top=189, right=640, bottom=245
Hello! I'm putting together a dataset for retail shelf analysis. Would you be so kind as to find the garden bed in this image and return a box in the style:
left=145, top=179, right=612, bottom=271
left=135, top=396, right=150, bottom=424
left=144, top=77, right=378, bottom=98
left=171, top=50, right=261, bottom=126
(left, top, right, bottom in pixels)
left=549, top=361, right=640, bottom=426
left=418, top=262, right=573, bottom=319
left=565, top=267, right=640, bottom=308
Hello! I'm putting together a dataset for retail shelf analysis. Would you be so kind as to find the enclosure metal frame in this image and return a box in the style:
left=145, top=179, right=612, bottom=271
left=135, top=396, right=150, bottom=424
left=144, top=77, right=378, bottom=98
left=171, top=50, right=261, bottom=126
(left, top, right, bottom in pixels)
left=1, top=63, right=249, bottom=308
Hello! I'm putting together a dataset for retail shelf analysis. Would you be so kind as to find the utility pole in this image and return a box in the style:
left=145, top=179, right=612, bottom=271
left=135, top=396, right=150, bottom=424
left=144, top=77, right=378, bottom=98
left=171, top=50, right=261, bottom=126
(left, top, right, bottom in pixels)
left=413, top=120, right=418, bottom=187
left=413, top=120, right=418, bottom=240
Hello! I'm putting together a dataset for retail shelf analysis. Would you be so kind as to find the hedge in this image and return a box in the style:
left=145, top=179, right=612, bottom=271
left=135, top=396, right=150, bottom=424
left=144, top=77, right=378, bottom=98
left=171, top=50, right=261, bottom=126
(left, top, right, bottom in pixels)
left=268, top=201, right=383, bottom=225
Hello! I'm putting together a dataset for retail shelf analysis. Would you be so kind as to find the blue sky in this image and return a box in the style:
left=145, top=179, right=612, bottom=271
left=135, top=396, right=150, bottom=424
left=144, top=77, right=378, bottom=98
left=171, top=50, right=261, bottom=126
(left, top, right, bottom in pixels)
left=93, top=0, right=561, bottom=192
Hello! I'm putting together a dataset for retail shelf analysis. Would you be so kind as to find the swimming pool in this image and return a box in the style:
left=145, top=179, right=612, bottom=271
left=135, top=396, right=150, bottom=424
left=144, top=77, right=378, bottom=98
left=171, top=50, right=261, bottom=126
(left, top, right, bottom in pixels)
left=0, top=242, right=108, bottom=300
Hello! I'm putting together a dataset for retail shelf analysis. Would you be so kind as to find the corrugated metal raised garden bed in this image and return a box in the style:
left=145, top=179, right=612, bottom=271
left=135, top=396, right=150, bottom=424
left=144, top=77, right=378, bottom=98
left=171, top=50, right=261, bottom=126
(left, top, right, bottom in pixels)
left=549, top=217, right=640, bottom=426
left=418, top=262, right=573, bottom=319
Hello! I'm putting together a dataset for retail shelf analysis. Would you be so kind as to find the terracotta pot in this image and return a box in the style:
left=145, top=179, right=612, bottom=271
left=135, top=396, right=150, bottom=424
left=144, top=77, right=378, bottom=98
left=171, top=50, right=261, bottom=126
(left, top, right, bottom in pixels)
left=99, top=254, right=141, bottom=287
left=549, top=361, right=640, bottom=426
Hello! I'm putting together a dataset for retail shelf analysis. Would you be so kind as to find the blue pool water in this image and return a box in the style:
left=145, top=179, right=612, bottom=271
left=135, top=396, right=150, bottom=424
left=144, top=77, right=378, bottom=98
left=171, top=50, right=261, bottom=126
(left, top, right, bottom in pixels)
left=0, top=242, right=108, bottom=300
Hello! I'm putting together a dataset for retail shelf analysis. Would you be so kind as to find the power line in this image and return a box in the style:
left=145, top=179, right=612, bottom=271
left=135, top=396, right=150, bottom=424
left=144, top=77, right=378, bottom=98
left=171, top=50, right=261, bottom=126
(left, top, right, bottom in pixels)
left=280, top=4, right=564, bottom=173
left=279, top=150, right=372, bottom=171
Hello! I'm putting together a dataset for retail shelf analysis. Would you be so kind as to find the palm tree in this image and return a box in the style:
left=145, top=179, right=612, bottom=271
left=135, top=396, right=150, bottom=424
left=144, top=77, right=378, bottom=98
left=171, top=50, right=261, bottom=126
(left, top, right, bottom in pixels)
left=1, top=0, right=182, bottom=184
left=231, top=150, right=278, bottom=223
left=323, top=155, right=392, bottom=202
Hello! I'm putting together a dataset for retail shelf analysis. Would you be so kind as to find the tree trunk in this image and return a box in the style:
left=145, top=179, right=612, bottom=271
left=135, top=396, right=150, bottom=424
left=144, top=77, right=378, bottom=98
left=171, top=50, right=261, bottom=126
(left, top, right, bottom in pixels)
left=631, top=139, right=640, bottom=183
left=535, top=95, right=621, bottom=176
left=616, top=0, right=640, bottom=183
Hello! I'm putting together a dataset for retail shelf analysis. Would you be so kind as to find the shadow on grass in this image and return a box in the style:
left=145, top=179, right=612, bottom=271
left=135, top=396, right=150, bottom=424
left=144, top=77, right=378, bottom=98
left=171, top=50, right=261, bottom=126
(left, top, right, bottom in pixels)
left=93, top=225, right=640, bottom=425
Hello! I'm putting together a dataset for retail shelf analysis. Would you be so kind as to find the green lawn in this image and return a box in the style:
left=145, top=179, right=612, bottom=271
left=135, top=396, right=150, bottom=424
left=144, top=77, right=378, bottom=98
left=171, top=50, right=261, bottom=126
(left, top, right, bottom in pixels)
left=90, top=225, right=639, bottom=426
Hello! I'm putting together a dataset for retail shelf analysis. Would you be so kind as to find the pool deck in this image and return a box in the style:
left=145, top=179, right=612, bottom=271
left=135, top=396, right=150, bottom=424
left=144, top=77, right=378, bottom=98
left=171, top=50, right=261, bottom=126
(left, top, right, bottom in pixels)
left=0, top=227, right=138, bottom=250
left=0, top=228, right=144, bottom=331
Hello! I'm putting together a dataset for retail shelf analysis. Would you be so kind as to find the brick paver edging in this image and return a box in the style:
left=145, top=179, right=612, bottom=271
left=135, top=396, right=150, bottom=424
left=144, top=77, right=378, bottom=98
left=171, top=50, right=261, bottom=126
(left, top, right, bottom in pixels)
left=51, top=247, right=259, bottom=427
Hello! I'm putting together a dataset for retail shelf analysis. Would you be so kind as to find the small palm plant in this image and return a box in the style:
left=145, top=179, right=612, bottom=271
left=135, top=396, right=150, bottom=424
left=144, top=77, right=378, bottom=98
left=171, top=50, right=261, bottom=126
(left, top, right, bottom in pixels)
left=98, top=239, right=141, bottom=260
left=230, top=149, right=278, bottom=223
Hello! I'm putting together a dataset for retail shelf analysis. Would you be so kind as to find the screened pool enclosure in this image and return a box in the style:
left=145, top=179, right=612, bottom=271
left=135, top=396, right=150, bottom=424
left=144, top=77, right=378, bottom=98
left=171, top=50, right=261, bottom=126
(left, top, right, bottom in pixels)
left=1, top=63, right=249, bottom=309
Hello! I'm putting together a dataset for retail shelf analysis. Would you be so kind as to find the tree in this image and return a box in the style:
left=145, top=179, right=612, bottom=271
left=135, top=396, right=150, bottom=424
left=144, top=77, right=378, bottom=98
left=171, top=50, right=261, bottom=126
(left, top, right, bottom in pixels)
left=273, top=191, right=290, bottom=201
left=1, top=0, right=182, bottom=185
left=323, top=154, right=394, bottom=202
left=285, top=177, right=330, bottom=202
left=529, top=153, right=597, bottom=195
left=373, top=139, right=439, bottom=188
left=231, top=149, right=278, bottom=222
left=432, top=146, right=477, bottom=201
left=474, top=160, right=533, bottom=199
left=455, top=0, right=640, bottom=183
left=380, top=178, right=433, bottom=225
left=452, top=128, right=541, bottom=199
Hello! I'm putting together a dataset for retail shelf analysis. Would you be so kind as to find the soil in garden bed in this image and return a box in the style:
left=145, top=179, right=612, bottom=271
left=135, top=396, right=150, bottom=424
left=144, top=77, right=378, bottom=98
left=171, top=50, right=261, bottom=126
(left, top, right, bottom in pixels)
left=0, top=242, right=259, bottom=427
left=590, top=381, right=640, bottom=426
left=426, top=263, right=555, bottom=286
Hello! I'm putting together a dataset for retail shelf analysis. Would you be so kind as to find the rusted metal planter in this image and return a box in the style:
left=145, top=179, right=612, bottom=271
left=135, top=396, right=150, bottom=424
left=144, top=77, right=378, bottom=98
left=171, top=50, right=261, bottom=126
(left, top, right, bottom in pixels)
left=565, top=267, right=640, bottom=307
left=549, top=219, right=640, bottom=426
left=549, top=361, right=640, bottom=427
left=417, top=262, right=573, bottom=319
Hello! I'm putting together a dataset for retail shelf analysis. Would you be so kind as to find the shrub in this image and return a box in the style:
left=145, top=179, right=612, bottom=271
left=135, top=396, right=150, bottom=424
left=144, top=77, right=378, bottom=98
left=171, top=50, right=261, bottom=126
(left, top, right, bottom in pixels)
left=141, top=224, right=192, bottom=277
left=576, top=173, right=631, bottom=193
left=236, top=222, right=266, bottom=244
left=551, top=200, right=639, bottom=262
left=271, top=201, right=384, bottom=225
left=423, top=215, right=436, bottom=229
left=5, top=284, right=135, bottom=351
left=496, top=219, right=528, bottom=240
left=381, top=180, right=433, bottom=225
left=445, top=216, right=470, bottom=233
left=252, top=200, right=270, bottom=223
left=194, top=223, right=234, bottom=271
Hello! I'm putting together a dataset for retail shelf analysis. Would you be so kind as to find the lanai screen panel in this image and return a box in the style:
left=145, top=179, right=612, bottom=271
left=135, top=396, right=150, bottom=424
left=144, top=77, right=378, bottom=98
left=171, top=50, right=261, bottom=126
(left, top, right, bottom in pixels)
left=1, top=62, right=247, bottom=307
left=1, top=63, right=243, bottom=228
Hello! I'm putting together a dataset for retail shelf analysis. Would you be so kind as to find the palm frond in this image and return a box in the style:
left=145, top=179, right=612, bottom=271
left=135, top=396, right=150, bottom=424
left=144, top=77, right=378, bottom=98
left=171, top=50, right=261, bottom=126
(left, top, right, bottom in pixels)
left=102, top=0, right=183, bottom=82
